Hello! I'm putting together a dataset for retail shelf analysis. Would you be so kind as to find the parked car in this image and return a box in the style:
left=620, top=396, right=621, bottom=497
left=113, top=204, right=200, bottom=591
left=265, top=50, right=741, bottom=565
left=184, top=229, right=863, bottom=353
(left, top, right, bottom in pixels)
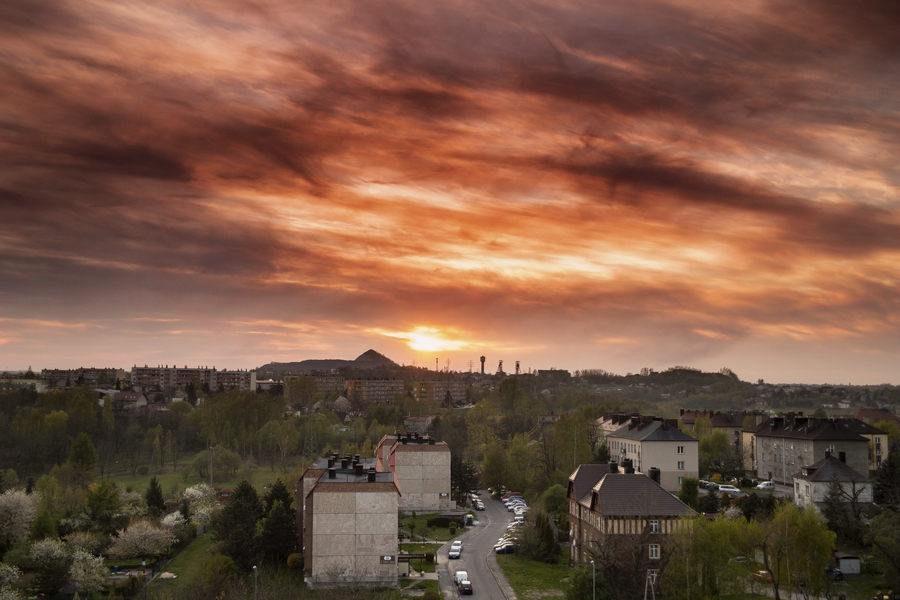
left=755, top=481, right=776, bottom=491
left=495, top=543, right=515, bottom=554
left=753, top=570, right=772, bottom=583
left=717, top=484, right=743, bottom=497
left=454, top=571, right=469, bottom=586
left=449, top=541, right=462, bottom=559
left=458, top=581, right=473, bottom=595
left=698, top=480, right=710, bottom=489
left=825, top=567, right=843, bottom=581
left=706, top=482, right=719, bottom=492
left=474, top=502, right=485, bottom=511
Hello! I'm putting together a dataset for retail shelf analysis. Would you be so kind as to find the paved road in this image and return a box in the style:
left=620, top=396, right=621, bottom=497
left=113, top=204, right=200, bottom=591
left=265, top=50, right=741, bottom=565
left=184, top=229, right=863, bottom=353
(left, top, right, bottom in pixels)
left=438, top=493, right=517, bottom=600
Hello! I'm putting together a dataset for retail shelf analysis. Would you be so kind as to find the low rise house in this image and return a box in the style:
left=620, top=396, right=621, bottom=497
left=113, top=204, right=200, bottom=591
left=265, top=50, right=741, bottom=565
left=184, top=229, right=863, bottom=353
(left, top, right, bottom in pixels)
left=792, top=453, right=872, bottom=511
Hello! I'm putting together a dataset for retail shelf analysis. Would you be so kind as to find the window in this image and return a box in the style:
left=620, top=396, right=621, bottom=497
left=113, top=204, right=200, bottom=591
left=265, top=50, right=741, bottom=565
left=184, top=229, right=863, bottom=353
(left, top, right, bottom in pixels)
left=677, top=446, right=684, bottom=454
left=649, top=544, right=660, bottom=560
left=826, top=444, right=835, bottom=453
left=678, top=476, right=683, bottom=485
left=649, top=520, right=659, bottom=533
left=648, top=570, right=659, bottom=584
left=677, top=461, right=684, bottom=470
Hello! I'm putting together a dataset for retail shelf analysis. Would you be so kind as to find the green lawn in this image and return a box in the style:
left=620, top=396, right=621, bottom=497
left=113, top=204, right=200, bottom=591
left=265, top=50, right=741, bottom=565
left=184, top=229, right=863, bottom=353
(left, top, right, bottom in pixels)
left=104, top=459, right=288, bottom=500
left=146, top=533, right=216, bottom=594
left=400, top=512, right=473, bottom=543
left=496, top=545, right=570, bottom=600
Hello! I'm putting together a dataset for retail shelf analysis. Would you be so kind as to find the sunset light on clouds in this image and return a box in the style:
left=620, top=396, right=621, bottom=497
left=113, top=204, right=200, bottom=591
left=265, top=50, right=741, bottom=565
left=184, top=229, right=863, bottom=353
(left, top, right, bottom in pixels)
left=1, top=0, right=899, bottom=383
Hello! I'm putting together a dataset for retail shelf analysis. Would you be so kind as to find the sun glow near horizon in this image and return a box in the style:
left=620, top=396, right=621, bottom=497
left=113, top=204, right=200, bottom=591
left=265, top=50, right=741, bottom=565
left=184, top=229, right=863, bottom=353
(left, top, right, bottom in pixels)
left=378, top=326, right=473, bottom=352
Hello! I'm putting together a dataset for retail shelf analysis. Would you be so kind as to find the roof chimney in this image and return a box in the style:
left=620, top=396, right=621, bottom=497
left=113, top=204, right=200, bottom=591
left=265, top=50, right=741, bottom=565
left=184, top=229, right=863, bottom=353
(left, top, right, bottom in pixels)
left=429, top=438, right=435, bottom=445
left=609, top=461, right=618, bottom=474
left=649, top=467, right=661, bottom=484
left=328, top=468, right=336, bottom=479
left=355, top=463, right=364, bottom=476
left=367, top=468, right=376, bottom=483
left=341, top=458, right=349, bottom=469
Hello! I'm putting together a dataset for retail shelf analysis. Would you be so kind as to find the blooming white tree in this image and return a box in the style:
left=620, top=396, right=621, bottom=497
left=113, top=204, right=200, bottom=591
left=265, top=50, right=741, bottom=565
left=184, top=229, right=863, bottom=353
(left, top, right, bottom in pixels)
left=181, top=483, right=218, bottom=525
left=0, top=490, right=38, bottom=550
left=118, top=489, right=147, bottom=519
left=0, top=563, right=23, bottom=600
left=29, top=539, right=72, bottom=597
left=107, top=519, right=176, bottom=560
left=64, top=531, right=105, bottom=555
left=160, top=512, right=186, bottom=528
left=69, top=550, right=108, bottom=596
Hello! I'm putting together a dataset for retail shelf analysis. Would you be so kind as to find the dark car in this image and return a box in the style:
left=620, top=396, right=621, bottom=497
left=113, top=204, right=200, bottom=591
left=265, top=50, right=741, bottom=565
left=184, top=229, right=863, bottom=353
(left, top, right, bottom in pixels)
left=825, top=567, right=843, bottom=581
left=458, top=581, right=473, bottom=595
left=495, top=543, right=515, bottom=554
left=698, top=480, right=709, bottom=489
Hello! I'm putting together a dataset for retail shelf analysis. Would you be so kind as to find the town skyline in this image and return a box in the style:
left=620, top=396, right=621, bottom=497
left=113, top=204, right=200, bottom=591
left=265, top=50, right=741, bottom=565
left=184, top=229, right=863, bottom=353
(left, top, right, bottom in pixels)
left=2, top=1, right=899, bottom=384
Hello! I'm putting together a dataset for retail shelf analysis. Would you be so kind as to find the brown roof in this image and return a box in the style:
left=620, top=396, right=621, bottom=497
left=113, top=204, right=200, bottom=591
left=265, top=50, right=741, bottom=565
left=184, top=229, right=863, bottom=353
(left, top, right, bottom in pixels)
left=853, top=408, right=898, bottom=424
left=568, top=464, right=611, bottom=505
left=590, top=473, right=696, bottom=517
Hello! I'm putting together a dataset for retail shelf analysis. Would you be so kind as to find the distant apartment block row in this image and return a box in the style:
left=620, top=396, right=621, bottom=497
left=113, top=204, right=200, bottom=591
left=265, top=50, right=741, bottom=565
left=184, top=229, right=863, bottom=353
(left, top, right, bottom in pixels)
left=286, top=376, right=466, bottom=405
left=130, top=365, right=256, bottom=393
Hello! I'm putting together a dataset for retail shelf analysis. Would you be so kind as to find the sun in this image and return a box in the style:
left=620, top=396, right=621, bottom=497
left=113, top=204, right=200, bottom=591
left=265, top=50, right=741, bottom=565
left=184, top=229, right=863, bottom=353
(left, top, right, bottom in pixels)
left=379, top=326, right=470, bottom=352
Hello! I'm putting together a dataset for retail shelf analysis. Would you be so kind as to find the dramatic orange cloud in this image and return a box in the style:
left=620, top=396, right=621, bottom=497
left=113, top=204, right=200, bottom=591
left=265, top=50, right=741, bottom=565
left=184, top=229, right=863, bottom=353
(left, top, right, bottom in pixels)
left=1, top=0, right=899, bottom=382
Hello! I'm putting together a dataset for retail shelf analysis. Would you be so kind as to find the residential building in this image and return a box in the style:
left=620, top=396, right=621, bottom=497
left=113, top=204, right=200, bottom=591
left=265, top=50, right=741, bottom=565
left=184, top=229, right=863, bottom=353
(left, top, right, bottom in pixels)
left=297, top=454, right=400, bottom=588
left=605, top=417, right=699, bottom=492
left=375, top=432, right=451, bottom=512
left=679, top=409, right=766, bottom=447
left=853, top=407, right=898, bottom=425
left=113, top=391, right=148, bottom=413
left=568, top=462, right=695, bottom=596
left=792, top=453, right=872, bottom=511
left=41, top=367, right=126, bottom=388
left=346, top=379, right=405, bottom=404
left=130, top=365, right=256, bottom=393
left=410, top=380, right=466, bottom=406
left=745, top=416, right=875, bottom=484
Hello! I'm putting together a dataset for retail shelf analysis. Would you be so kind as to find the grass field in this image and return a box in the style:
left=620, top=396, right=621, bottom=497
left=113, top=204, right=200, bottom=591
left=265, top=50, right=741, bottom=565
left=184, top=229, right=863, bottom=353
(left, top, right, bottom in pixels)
left=496, top=545, right=570, bottom=600
left=104, top=459, right=290, bottom=499
left=146, top=533, right=216, bottom=594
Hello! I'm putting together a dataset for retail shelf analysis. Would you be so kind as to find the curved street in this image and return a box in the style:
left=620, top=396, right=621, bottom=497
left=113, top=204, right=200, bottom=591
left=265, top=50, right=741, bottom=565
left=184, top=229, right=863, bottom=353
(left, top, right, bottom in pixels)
left=438, top=493, right=518, bottom=600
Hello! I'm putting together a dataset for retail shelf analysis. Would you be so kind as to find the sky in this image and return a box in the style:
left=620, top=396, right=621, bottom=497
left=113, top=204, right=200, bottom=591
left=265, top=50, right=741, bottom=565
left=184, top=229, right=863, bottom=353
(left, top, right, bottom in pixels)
left=1, top=0, right=899, bottom=384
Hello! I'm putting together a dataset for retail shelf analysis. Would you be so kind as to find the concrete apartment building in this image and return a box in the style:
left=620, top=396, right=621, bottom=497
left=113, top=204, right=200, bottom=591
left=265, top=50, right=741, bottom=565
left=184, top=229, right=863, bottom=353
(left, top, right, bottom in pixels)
left=298, top=454, right=400, bottom=588
left=568, top=462, right=695, bottom=594
left=605, top=417, right=699, bottom=492
left=41, top=367, right=127, bottom=387
left=744, top=416, right=875, bottom=484
left=130, top=365, right=256, bottom=393
left=346, top=379, right=405, bottom=404
left=376, top=432, right=451, bottom=512
left=410, top=380, right=466, bottom=406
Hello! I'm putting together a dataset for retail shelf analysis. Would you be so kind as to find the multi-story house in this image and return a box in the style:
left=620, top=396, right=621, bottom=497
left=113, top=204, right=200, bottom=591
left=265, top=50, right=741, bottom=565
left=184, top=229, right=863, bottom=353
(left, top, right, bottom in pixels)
left=746, top=416, right=877, bottom=484
left=375, top=432, right=451, bottom=512
left=297, top=454, right=400, bottom=588
left=605, top=417, right=699, bottom=492
left=568, top=462, right=695, bottom=597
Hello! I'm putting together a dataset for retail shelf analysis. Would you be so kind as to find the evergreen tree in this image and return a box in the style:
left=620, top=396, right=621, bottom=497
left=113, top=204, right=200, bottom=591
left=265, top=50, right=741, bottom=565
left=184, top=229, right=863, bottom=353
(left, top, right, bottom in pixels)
left=258, top=500, right=297, bottom=564
left=31, top=507, right=58, bottom=540
left=145, top=476, right=166, bottom=516
left=678, top=477, right=700, bottom=511
left=69, top=432, right=97, bottom=475
left=873, top=443, right=900, bottom=510
left=263, top=479, right=294, bottom=517
left=702, top=488, right=719, bottom=514
left=214, top=480, right=262, bottom=571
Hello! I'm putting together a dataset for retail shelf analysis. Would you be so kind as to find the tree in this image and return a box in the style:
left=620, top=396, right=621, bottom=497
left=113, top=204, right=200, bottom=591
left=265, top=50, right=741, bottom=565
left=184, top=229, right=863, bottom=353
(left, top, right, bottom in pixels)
left=258, top=500, right=296, bottom=564
left=759, top=503, right=835, bottom=600
left=866, top=509, right=900, bottom=591
left=30, top=508, right=57, bottom=540
left=145, top=476, right=166, bottom=516
left=263, top=480, right=294, bottom=517
left=565, top=563, right=612, bottom=600
left=107, top=518, right=176, bottom=560
left=213, top=480, right=262, bottom=571
left=69, top=549, right=107, bottom=596
left=820, top=474, right=867, bottom=544
left=873, top=442, right=900, bottom=509
left=677, top=477, right=700, bottom=512
left=85, top=481, right=120, bottom=532
left=29, top=539, right=72, bottom=597
left=481, top=444, right=509, bottom=492
left=0, top=490, right=38, bottom=555
left=541, top=484, right=568, bottom=517
left=68, top=432, right=97, bottom=474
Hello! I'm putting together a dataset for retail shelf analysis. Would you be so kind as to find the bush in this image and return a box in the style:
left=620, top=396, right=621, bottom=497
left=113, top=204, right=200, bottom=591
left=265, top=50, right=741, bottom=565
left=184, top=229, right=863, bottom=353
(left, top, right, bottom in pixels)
left=425, top=552, right=434, bottom=564
left=137, top=466, right=149, bottom=476
left=449, top=522, right=457, bottom=535
left=423, top=590, right=441, bottom=600
left=287, top=553, right=304, bottom=570
left=426, top=516, right=463, bottom=528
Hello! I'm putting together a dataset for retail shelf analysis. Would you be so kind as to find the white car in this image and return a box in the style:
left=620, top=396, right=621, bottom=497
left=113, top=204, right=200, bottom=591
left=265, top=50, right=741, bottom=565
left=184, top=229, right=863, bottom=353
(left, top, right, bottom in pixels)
left=449, top=540, right=462, bottom=559
left=717, top=484, right=744, bottom=497
left=755, top=481, right=776, bottom=491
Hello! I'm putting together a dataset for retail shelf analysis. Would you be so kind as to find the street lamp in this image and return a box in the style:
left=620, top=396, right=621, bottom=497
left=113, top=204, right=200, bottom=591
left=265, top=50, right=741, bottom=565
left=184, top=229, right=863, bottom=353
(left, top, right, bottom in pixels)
left=591, top=560, right=595, bottom=600
left=253, top=565, right=258, bottom=600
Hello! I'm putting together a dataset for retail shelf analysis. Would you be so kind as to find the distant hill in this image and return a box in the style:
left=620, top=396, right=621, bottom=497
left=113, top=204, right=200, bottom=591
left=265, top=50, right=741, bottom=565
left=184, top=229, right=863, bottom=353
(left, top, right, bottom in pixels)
left=257, top=349, right=398, bottom=375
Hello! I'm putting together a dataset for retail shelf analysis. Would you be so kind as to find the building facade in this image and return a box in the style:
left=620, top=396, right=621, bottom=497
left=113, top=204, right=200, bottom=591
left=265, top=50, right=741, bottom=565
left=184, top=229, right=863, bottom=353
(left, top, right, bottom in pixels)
left=130, top=365, right=256, bottom=392
left=299, top=455, right=400, bottom=588
left=346, top=379, right=405, bottom=404
left=376, top=432, right=451, bottom=512
left=605, top=417, right=699, bottom=492
left=410, top=380, right=466, bottom=406
left=792, top=453, right=872, bottom=510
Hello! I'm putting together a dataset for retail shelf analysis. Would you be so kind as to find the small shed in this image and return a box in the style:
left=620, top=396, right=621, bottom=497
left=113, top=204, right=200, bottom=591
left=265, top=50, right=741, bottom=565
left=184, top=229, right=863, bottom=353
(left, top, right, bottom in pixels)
left=834, top=552, right=860, bottom=575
